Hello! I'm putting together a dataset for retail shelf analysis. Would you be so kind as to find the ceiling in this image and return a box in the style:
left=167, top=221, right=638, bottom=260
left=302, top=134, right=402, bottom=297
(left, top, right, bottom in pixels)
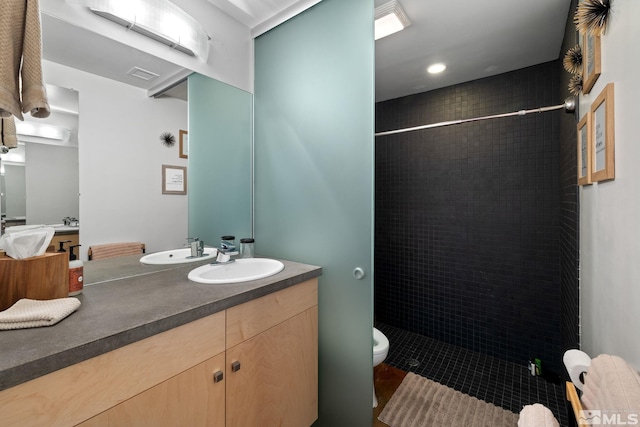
left=374, top=0, right=571, bottom=102
left=41, top=0, right=572, bottom=103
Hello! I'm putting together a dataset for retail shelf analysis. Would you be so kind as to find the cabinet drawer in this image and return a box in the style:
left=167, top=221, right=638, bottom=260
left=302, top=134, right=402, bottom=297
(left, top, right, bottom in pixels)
left=226, top=279, right=318, bottom=348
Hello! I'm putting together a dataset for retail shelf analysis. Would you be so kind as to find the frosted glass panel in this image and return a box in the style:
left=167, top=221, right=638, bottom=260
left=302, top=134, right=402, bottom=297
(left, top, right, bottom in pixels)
left=187, top=74, right=252, bottom=247
left=254, top=0, right=374, bottom=425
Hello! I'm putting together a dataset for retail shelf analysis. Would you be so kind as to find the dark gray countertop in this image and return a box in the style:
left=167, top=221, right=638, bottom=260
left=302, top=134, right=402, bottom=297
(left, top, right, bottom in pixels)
left=0, top=254, right=321, bottom=391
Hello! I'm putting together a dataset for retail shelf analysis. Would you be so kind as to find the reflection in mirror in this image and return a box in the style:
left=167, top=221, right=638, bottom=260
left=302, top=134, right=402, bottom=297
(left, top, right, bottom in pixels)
left=1, top=161, right=26, bottom=225
left=0, top=84, right=79, bottom=228
left=36, top=5, right=248, bottom=268
left=41, top=59, right=189, bottom=263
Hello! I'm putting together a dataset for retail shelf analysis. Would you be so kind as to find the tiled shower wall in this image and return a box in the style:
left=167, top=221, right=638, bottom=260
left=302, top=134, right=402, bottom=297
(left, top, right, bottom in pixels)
left=375, top=60, right=568, bottom=374
left=559, top=0, right=580, bottom=360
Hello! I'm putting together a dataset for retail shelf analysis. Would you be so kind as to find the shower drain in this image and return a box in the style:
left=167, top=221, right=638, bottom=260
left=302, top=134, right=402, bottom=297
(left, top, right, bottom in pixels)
left=406, top=357, right=421, bottom=368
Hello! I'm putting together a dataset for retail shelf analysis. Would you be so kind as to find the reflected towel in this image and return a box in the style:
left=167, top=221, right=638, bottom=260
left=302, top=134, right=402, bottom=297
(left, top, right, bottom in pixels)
left=88, top=242, right=145, bottom=260
left=1, top=117, right=17, bottom=149
left=0, top=298, right=81, bottom=330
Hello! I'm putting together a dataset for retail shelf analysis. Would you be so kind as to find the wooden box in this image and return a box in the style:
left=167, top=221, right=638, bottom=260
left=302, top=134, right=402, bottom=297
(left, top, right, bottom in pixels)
left=0, top=252, right=69, bottom=311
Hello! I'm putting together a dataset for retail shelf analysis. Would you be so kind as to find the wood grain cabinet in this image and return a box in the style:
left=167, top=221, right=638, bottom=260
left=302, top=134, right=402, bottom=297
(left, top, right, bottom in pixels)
left=0, top=279, right=318, bottom=427
left=79, top=353, right=226, bottom=427
left=226, top=280, right=318, bottom=427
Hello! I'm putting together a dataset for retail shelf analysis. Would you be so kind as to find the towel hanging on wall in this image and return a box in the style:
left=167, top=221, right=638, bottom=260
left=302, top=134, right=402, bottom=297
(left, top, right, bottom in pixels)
left=0, top=0, right=50, bottom=121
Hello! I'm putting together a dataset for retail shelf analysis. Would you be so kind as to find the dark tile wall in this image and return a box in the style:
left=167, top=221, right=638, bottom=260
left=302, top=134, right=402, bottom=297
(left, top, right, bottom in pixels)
left=375, top=61, right=566, bottom=374
left=559, top=0, right=581, bottom=361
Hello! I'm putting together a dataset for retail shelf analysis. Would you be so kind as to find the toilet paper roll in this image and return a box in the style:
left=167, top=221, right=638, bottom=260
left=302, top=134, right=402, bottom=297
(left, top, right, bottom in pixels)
left=563, top=349, right=591, bottom=391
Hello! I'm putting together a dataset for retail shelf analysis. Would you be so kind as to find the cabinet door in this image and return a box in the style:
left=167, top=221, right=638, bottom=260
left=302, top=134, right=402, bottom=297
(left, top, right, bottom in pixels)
left=78, top=353, right=225, bottom=427
left=226, top=306, right=318, bottom=427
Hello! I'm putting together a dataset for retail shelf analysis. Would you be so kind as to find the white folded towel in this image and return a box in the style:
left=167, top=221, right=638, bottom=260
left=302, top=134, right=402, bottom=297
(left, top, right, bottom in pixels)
left=518, top=403, right=560, bottom=427
left=0, top=298, right=81, bottom=330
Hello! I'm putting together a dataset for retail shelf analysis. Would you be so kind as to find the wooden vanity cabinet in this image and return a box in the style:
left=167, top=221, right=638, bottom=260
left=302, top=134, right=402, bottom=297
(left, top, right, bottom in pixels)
left=0, top=279, right=318, bottom=427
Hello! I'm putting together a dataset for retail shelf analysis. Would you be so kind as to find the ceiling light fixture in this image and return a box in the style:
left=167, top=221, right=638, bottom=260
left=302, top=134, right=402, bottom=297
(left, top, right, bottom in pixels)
left=15, top=122, right=71, bottom=142
left=79, top=0, right=209, bottom=59
left=427, top=63, right=446, bottom=74
left=375, top=0, right=411, bottom=41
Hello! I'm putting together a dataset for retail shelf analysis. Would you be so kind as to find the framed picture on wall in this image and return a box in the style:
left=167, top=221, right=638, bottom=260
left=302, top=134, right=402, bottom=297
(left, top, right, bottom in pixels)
left=577, top=113, right=592, bottom=186
left=582, top=32, right=601, bottom=94
left=179, top=129, right=188, bottom=159
left=162, top=165, right=187, bottom=195
left=590, top=83, right=615, bottom=182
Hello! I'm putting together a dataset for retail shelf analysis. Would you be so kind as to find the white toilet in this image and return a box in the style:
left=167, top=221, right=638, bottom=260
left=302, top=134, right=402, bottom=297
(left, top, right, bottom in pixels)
left=373, top=327, right=390, bottom=408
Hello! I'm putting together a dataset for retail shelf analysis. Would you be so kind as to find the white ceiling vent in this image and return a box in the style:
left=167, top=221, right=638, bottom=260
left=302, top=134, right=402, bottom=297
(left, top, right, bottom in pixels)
left=127, top=66, right=160, bottom=81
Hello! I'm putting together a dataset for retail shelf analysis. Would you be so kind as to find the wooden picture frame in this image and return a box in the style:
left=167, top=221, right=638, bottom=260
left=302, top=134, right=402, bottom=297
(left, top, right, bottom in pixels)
left=582, top=31, right=601, bottom=94
left=179, top=129, right=188, bottom=159
left=590, top=83, right=615, bottom=182
left=577, top=113, right=592, bottom=185
left=162, top=165, right=187, bottom=195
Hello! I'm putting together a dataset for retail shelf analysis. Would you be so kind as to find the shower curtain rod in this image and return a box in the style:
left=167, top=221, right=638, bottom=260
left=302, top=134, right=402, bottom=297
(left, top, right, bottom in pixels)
left=375, top=96, right=576, bottom=137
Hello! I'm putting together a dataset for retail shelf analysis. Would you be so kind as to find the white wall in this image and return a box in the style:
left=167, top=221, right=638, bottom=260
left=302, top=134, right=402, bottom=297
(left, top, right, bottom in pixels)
left=578, top=0, right=640, bottom=369
left=26, top=143, right=79, bottom=225
left=43, top=60, right=188, bottom=260
left=3, top=165, right=26, bottom=218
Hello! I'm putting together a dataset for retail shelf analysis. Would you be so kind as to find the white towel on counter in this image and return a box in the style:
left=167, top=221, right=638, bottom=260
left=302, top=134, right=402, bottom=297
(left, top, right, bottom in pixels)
left=0, top=298, right=81, bottom=330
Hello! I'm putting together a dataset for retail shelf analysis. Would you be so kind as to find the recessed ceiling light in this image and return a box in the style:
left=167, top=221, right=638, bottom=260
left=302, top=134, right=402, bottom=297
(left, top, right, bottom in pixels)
left=374, top=0, right=411, bottom=41
left=427, top=63, right=446, bottom=74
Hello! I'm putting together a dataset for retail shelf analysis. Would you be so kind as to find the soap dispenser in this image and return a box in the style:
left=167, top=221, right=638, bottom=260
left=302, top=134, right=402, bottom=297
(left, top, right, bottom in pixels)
left=57, top=240, right=72, bottom=253
left=68, top=244, right=83, bottom=296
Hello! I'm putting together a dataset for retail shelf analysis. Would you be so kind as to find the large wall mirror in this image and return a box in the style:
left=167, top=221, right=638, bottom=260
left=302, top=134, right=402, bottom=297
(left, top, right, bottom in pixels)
left=37, top=11, right=191, bottom=262
left=14, top=7, right=252, bottom=273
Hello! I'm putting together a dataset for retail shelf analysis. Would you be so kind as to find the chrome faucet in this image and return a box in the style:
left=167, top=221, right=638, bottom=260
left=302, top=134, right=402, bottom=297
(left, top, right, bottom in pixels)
left=187, top=237, right=204, bottom=258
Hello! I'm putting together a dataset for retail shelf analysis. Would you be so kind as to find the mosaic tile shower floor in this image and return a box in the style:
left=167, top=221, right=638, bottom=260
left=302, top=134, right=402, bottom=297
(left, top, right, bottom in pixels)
left=375, top=322, right=570, bottom=427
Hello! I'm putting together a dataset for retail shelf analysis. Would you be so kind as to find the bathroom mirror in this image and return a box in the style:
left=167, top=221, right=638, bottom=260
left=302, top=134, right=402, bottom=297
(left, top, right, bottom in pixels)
left=26, top=7, right=250, bottom=276
left=37, top=8, right=191, bottom=265
left=1, top=1, right=252, bottom=281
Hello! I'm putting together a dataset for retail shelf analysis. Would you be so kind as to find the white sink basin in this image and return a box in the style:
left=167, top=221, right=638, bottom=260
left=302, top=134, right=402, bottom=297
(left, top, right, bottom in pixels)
left=188, top=258, right=285, bottom=284
left=140, top=247, right=218, bottom=265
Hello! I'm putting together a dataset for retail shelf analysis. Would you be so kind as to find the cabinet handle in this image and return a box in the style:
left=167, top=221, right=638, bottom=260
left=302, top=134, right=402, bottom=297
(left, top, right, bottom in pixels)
left=213, top=370, right=224, bottom=383
left=231, top=361, right=241, bottom=372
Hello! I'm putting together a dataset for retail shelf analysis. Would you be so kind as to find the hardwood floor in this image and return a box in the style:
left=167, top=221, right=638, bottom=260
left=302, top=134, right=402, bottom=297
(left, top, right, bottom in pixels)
left=373, top=363, right=407, bottom=427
